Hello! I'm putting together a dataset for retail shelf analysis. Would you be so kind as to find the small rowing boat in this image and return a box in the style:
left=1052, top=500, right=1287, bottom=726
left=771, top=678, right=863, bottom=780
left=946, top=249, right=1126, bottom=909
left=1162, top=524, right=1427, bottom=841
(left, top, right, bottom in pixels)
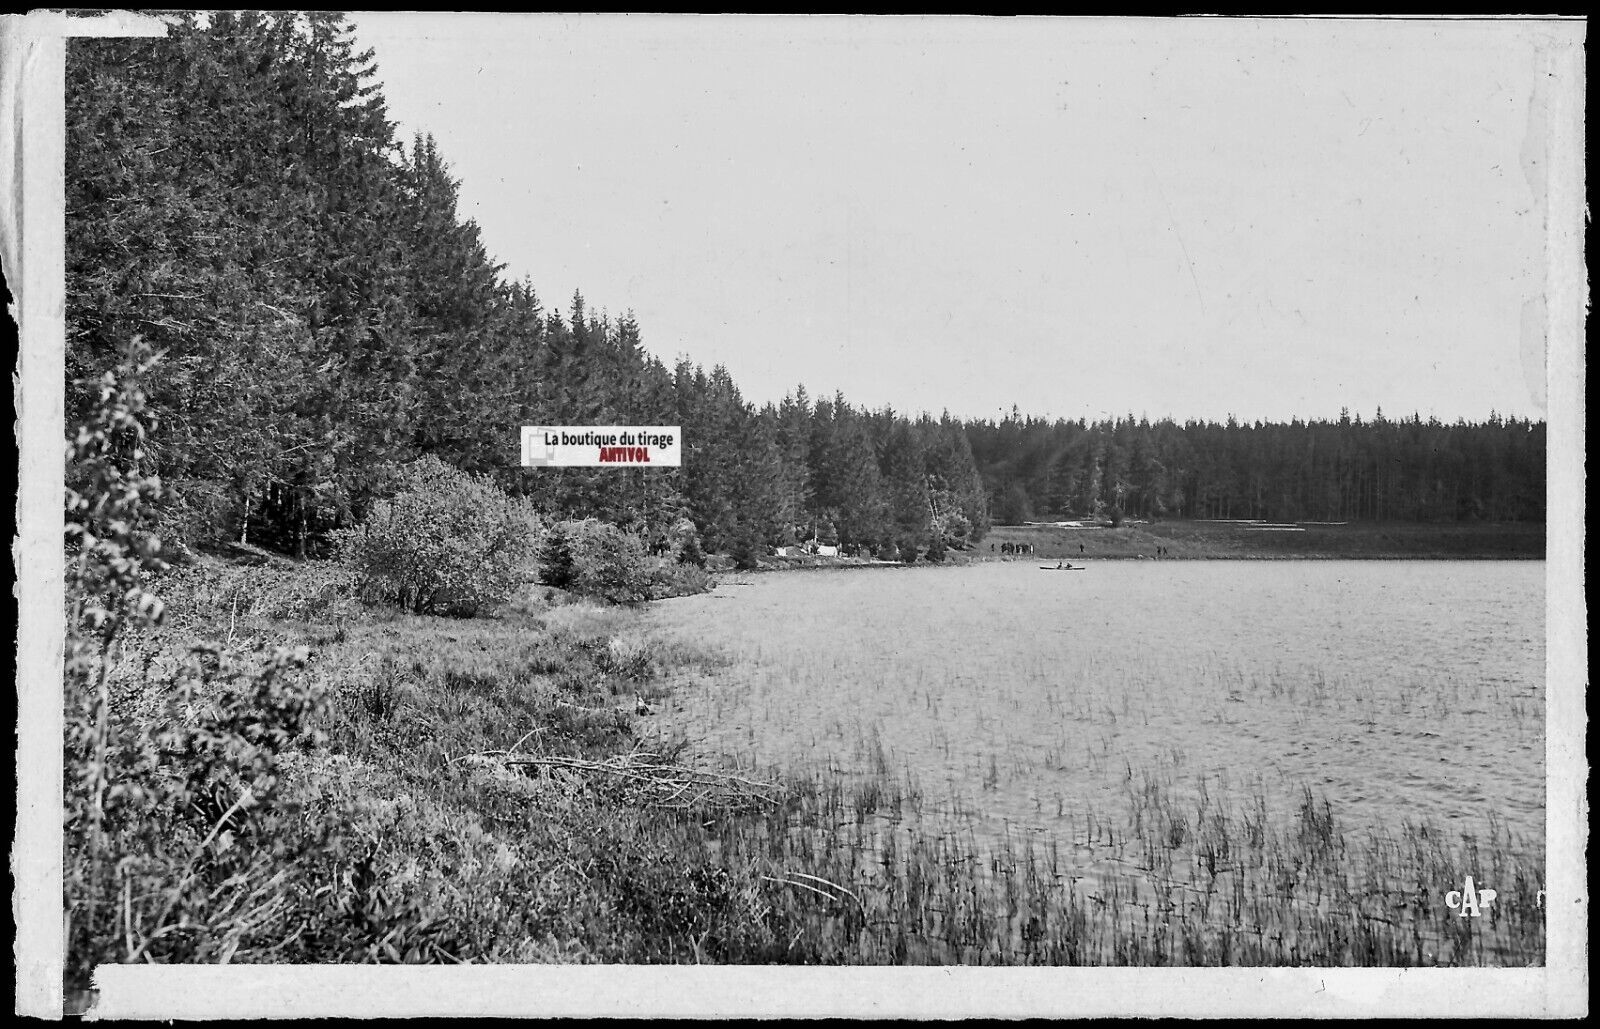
left=1039, top=564, right=1085, bottom=571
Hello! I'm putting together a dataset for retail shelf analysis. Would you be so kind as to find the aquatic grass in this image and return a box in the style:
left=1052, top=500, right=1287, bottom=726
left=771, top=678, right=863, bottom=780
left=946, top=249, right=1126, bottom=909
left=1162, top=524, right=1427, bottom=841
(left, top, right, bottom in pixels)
left=680, top=754, right=1545, bottom=966
left=640, top=689, right=1545, bottom=967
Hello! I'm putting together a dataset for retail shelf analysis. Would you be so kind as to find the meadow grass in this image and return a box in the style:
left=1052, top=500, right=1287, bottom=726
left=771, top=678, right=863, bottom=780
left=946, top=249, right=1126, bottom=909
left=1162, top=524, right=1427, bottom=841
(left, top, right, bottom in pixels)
left=76, top=558, right=1544, bottom=970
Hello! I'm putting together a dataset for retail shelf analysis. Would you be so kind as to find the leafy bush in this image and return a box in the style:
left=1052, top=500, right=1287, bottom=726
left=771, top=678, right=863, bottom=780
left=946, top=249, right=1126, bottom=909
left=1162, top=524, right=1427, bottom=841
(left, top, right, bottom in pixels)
left=567, top=519, right=655, bottom=605
left=647, top=560, right=716, bottom=601
left=334, top=455, right=541, bottom=616
left=539, top=519, right=714, bottom=605
left=64, top=340, right=169, bottom=984
left=63, top=340, right=334, bottom=980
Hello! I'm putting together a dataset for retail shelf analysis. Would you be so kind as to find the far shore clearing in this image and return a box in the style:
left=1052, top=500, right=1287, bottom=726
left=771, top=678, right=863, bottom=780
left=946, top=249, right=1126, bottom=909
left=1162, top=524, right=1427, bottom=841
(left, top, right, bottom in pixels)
left=979, top=519, right=1544, bottom=561
left=737, top=519, right=1543, bottom=571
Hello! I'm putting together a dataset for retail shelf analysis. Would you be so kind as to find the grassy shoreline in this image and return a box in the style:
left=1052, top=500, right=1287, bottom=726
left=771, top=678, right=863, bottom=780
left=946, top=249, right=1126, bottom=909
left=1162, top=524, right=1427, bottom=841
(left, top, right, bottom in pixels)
left=69, top=555, right=1544, bottom=979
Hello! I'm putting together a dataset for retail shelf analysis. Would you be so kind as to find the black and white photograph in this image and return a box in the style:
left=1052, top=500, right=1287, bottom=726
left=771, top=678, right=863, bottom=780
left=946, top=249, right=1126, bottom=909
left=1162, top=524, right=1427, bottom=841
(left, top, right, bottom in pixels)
left=5, top=10, right=1587, bottom=1019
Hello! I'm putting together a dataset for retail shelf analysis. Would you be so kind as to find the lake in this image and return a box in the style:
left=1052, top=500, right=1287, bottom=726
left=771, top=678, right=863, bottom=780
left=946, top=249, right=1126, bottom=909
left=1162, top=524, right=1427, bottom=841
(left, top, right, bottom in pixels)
left=649, top=560, right=1545, bottom=893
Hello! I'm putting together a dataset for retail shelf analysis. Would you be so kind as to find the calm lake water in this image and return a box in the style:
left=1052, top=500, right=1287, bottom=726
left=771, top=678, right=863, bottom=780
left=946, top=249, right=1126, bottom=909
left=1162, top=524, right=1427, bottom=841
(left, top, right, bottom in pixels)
left=649, top=560, right=1545, bottom=862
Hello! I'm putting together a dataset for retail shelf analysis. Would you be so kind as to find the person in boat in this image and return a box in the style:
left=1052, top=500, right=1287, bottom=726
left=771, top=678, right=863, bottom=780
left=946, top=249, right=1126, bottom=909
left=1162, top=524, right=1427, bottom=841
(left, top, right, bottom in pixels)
left=1057, top=560, right=1064, bottom=569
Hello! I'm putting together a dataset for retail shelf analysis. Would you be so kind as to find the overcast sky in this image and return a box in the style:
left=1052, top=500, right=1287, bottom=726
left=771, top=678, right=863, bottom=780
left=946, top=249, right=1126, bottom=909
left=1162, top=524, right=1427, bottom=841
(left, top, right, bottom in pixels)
left=349, top=14, right=1567, bottom=425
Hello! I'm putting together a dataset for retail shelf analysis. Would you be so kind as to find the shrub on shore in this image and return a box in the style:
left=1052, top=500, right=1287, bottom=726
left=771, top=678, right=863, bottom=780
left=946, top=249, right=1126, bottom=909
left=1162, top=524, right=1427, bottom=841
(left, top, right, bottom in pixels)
left=542, top=518, right=714, bottom=604
left=647, top=560, right=715, bottom=601
left=540, top=519, right=651, bottom=604
left=571, top=520, right=656, bottom=604
left=335, top=456, right=541, bottom=617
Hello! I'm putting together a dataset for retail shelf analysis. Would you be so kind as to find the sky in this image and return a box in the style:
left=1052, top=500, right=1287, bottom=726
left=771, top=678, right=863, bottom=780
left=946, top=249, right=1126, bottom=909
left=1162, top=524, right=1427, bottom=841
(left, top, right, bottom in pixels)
left=349, top=14, right=1569, bottom=425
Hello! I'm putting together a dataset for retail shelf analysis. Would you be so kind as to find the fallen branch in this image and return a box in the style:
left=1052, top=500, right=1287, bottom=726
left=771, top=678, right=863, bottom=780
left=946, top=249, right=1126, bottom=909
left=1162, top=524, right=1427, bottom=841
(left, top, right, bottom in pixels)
left=509, top=754, right=781, bottom=789
left=498, top=752, right=786, bottom=810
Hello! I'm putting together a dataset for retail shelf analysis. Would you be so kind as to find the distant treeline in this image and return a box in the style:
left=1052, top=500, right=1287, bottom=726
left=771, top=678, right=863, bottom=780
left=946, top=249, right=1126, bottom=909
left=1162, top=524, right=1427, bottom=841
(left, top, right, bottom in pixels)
left=968, top=411, right=1545, bottom=526
left=65, top=14, right=1544, bottom=566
